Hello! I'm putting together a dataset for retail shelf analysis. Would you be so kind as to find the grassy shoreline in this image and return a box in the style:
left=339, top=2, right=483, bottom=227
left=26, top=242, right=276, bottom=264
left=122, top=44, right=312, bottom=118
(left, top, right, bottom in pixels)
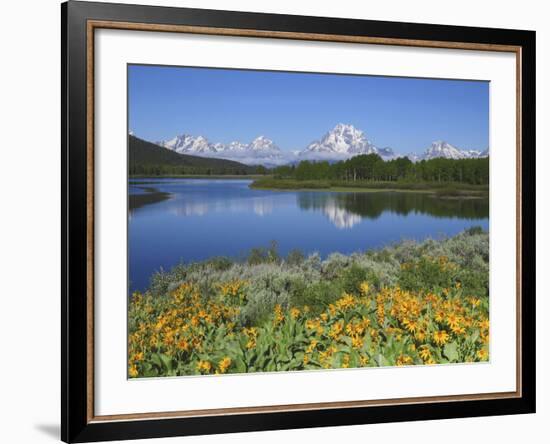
left=128, top=175, right=488, bottom=197
left=250, top=178, right=489, bottom=197
left=130, top=174, right=266, bottom=180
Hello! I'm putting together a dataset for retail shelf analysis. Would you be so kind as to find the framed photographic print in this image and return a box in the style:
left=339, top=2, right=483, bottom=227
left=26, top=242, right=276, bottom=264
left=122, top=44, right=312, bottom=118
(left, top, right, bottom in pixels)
left=61, top=1, right=536, bottom=442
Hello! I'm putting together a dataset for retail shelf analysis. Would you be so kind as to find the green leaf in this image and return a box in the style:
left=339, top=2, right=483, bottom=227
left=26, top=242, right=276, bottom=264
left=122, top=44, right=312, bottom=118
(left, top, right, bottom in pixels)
left=443, top=341, right=459, bottom=362
left=233, top=356, right=247, bottom=373
left=159, top=354, right=173, bottom=371
left=150, top=353, right=163, bottom=369
left=377, top=354, right=391, bottom=367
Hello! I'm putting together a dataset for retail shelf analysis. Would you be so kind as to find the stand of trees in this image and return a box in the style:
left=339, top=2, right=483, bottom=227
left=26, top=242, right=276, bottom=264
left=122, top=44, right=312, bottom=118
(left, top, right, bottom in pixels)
left=272, top=154, right=489, bottom=185
left=129, top=164, right=259, bottom=176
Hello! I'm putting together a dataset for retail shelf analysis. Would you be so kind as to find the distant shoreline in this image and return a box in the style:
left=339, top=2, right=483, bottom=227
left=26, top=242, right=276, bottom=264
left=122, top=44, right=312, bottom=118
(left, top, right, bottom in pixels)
left=129, top=174, right=265, bottom=180
left=249, top=178, right=489, bottom=197
left=128, top=175, right=489, bottom=197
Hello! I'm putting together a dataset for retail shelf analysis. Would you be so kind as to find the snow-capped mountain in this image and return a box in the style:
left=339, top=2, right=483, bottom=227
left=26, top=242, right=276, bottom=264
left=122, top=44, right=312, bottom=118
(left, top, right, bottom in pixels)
left=159, top=134, right=215, bottom=154
left=249, top=135, right=278, bottom=152
left=405, top=141, right=489, bottom=162
left=155, top=125, right=488, bottom=167
left=422, top=140, right=481, bottom=160
left=157, top=134, right=286, bottom=166
left=301, top=124, right=395, bottom=161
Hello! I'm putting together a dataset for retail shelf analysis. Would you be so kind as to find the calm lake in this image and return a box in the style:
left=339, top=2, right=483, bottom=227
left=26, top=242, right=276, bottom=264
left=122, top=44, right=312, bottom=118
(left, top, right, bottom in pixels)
left=129, top=179, right=489, bottom=293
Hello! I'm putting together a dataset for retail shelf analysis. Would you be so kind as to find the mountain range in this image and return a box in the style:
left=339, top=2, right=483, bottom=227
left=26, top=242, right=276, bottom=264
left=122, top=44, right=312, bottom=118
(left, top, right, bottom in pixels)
left=151, top=123, right=488, bottom=166
left=129, top=135, right=257, bottom=174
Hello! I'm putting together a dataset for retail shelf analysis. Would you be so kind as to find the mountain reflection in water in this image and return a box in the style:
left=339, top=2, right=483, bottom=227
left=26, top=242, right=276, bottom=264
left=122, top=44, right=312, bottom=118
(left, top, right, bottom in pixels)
left=128, top=179, right=488, bottom=293
left=297, top=192, right=488, bottom=229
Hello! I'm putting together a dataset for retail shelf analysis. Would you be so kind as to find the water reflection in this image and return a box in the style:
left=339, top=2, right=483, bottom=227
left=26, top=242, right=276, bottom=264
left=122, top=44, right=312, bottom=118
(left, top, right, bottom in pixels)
left=318, top=199, right=363, bottom=229
left=297, top=192, right=488, bottom=228
left=163, top=196, right=275, bottom=218
left=129, top=182, right=488, bottom=230
left=128, top=179, right=489, bottom=293
left=129, top=186, right=171, bottom=212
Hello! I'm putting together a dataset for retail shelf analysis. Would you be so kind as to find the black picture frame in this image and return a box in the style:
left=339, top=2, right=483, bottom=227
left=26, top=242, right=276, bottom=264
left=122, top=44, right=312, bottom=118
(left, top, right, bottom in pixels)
left=62, top=1, right=536, bottom=442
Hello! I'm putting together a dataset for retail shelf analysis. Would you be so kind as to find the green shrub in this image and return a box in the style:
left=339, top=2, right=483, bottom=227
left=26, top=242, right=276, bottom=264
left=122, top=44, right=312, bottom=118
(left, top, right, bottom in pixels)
left=290, top=280, right=343, bottom=314
left=465, top=225, right=485, bottom=236
left=398, top=255, right=458, bottom=292
left=286, top=249, right=305, bottom=266
left=247, top=241, right=280, bottom=265
left=142, top=230, right=489, bottom=325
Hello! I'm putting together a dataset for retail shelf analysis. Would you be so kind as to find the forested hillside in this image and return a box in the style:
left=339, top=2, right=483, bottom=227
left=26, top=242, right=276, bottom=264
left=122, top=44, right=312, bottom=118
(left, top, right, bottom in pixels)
left=128, top=135, right=262, bottom=176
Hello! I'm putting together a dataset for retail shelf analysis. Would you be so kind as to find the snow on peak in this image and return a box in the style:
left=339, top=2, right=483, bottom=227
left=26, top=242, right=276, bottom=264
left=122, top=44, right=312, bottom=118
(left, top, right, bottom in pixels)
left=155, top=126, right=487, bottom=166
left=305, top=123, right=371, bottom=154
left=424, top=140, right=462, bottom=159
left=249, top=136, right=280, bottom=152
left=302, top=123, right=394, bottom=160
left=422, top=140, right=482, bottom=160
left=157, top=133, right=284, bottom=166
left=158, top=134, right=217, bottom=154
left=403, top=141, right=487, bottom=162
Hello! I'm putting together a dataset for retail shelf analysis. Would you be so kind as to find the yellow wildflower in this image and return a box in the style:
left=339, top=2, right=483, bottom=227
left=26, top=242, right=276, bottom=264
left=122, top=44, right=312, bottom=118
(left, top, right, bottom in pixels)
left=306, top=339, right=318, bottom=354
left=396, top=354, right=413, bottom=366
left=376, top=302, right=385, bottom=326
left=128, top=365, right=139, bottom=377
left=341, top=354, right=350, bottom=368
left=477, top=348, right=489, bottom=361
left=273, top=304, right=285, bottom=326
left=335, top=293, right=356, bottom=311
left=402, top=318, right=418, bottom=334
left=415, top=329, right=427, bottom=342
left=432, top=330, right=450, bottom=346
left=177, top=339, right=189, bottom=352
left=351, top=335, right=364, bottom=350
left=328, top=321, right=344, bottom=340
left=468, top=297, right=481, bottom=308
left=446, top=313, right=461, bottom=330
left=478, top=317, right=490, bottom=330
left=196, top=360, right=212, bottom=373
left=451, top=324, right=466, bottom=335
left=434, top=310, right=446, bottom=323
left=217, top=357, right=232, bottom=374
left=419, top=346, right=431, bottom=361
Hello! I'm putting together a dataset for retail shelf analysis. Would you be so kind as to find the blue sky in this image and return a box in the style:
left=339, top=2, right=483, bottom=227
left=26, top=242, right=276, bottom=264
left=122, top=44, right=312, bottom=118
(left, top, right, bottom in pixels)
left=128, top=64, right=489, bottom=155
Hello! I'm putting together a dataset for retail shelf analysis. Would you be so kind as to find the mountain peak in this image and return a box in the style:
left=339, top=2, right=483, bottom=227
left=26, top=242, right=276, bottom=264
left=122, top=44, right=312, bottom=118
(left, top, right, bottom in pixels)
left=423, top=140, right=462, bottom=159
left=154, top=127, right=486, bottom=166
left=158, top=133, right=283, bottom=165
left=159, top=133, right=216, bottom=154
left=416, top=140, right=485, bottom=161
left=302, top=123, right=394, bottom=160
left=333, top=122, right=361, bottom=133
left=249, top=136, right=280, bottom=152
